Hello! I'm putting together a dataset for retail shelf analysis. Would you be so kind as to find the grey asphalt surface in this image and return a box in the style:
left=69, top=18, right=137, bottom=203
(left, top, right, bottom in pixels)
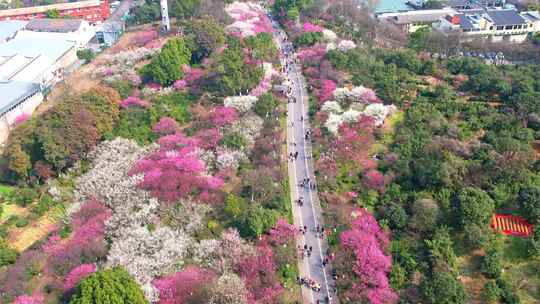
left=270, top=18, right=337, bottom=304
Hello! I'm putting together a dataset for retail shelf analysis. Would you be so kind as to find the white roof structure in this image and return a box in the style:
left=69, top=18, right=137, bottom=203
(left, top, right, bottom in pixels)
left=0, top=37, right=75, bottom=60
left=0, top=20, right=27, bottom=42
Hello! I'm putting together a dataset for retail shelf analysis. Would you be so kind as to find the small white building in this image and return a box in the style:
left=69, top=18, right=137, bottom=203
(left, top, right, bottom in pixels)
left=378, top=8, right=458, bottom=33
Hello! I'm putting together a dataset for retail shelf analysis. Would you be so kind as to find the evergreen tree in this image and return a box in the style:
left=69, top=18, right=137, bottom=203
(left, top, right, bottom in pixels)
left=69, top=267, right=148, bottom=304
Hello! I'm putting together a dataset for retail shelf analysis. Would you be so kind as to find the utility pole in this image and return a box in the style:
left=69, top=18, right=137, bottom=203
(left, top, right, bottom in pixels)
left=160, top=0, right=170, bottom=33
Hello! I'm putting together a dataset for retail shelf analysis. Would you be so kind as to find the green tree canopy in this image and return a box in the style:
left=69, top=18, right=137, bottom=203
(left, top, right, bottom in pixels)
left=210, top=42, right=263, bottom=96
left=421, top=271, right=468, bottom=304
left=69, top=267, right=148, bottom=304
left=185, top=15, right=226, bottom=62
left=140, top=38, right=191, bottom=86
left=518, top=186, right=540, bottom=224
left=455, top=187, right=495, bottom=227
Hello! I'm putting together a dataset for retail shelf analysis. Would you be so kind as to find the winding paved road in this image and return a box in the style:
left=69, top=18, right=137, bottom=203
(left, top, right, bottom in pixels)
left=270, top=18, right=337, bottom=304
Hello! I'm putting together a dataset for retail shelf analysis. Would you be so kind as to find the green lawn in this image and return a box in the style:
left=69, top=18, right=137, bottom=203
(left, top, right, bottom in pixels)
left=0, top=184, right=14, bottom=199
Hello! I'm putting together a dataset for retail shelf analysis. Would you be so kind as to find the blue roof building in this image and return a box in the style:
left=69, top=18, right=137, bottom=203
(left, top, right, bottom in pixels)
left=0, top=80, right=41, bottom=116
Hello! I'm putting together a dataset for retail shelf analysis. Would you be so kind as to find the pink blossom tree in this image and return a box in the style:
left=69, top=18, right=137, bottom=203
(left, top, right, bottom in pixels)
left=268, top=218, right=297, bottom=246
left=173, top=79, right=187, bottom=91
left=153, top=266, right=216, bottom=304
left=120, top=96, right=150, bottom=109
left=46, top=200, right=111, bottom=276
left=194, top=128, right=222, bottom=150
left=63, top=264, right=97, bottom=291
left=238, top=242, right=283, bottom=304
left=338, top=210, right=397, bottom=304
left=130, top=132, right=223, bottom=203
left=363, top=170, right=385, bottom=193
left=182, top=66, right=205, bottom=83
left=317, top=79, right=336, bottom=103
left=302, top=22, right=324, bottom=32
left=153, top=117, right=180, bottom=135
left=13, top=294, right=44, bottom=304
left=209, top=106, right=238, bottom=126
left=297, top=45, right=327, bottom=63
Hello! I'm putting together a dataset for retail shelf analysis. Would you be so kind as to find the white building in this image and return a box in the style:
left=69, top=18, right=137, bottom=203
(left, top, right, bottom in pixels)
left=433, top=9, right=540, bottom=43
left=378, top=8, right=458, bottom=33
left=0, top=25, right=79, bottom=144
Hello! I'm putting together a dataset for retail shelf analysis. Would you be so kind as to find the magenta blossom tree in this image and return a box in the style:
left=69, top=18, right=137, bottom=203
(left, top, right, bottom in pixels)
left=339, top=210, right=397, bottom=304
left=153, top=266, right=216, bottom=304
left=120, top=96, right=150, bottom=109
left=317, top=79, right=336, bottom=103
left=63, top=264, right=97, bottom=291
left=13, top=294, right=44, bottom=304
left=173, top=79, right=187, bottom=91
left=239, top=242, right=283, bottom=304
left=210, top=106, right=239, bottom=126
left=363, top=169, right=385, bottom=193
left=153, top=117, right=180, bottom=135
left=194, top=128, right=222, bottom=150
left=268, top=218, right=297, bottom=246
left=46, top=200, right=111, bottom=276
left=302, top=22, right=325, bottom=32
left=130, top=132, right=223, bottom=203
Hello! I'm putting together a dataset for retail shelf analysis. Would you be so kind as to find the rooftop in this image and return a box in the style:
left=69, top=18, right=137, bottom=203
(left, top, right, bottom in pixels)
left=0, top=80, right=40, bottom=115
left=389, top=9, right=457, bottom=24
left=0, top=0, right=101, bottom=18
left=487, top=9, right=526, bottom=26
left=26, top=18, right=84, bottom=33
left=0, top=36, right=75, bottom=60
left=0, top=20, right=27, bottom=42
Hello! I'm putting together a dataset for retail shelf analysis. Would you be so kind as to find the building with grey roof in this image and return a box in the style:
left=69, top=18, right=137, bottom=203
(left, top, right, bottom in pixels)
left=433, top=9, right=540, bottom=43
left=0, top=22, right=80, bottom=145
left=26, top=19, right=84, bottom=33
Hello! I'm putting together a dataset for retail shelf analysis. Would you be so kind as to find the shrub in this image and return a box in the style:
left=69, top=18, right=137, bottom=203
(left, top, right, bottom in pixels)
left=421, top=271, right=467, bottom=304
left=12, top=188, right=38, bottom=207
left=219, top=133, right=247, bottom=150
left=482, top=280, right=501, bottom=303
left=481, top=248, right=503, bottom=279
left=30, top=194, right=55, bottom=216
left=76, top=49, right=95, bottom=63
left=14, top=217, right=29, bottom=228
left=253, top=93, right=277, bottom=118
left=293, top=31, right=323, bottom=47
left=0, top=241, right=18, bottom=266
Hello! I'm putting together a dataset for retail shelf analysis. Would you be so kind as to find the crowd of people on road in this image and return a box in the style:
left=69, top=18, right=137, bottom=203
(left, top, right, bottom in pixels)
left=269, top=13, right=335, bottom=304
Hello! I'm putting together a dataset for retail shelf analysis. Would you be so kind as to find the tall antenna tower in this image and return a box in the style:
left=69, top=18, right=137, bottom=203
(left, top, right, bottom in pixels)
left=160, top=0, right=170, bottom=32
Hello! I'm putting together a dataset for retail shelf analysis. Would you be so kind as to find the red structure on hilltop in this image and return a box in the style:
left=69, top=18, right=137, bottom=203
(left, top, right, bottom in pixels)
left=0, top=0, right=110, bottom=23
left=491, top=214, right=534, bottom=237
